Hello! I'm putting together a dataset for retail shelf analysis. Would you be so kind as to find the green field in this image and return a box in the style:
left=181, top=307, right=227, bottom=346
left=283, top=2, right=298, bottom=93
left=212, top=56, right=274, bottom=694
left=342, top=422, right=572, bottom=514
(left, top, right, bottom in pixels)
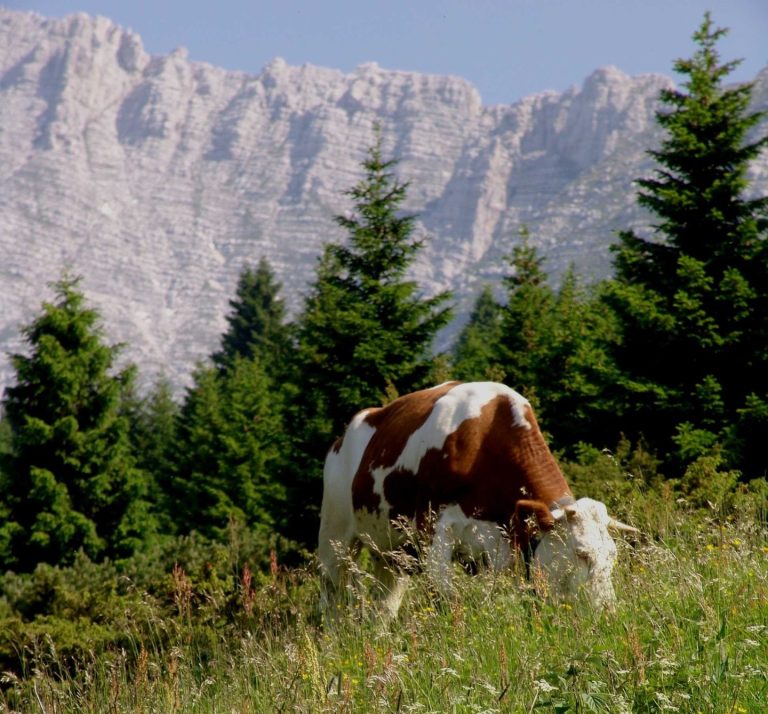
left=1, top=480, right=766, bottom=713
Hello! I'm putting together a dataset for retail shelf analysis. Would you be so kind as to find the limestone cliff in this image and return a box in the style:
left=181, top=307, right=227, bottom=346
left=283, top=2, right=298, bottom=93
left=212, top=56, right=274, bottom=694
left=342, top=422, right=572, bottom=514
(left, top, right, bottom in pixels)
left=1, top=9, right=766, bottom=392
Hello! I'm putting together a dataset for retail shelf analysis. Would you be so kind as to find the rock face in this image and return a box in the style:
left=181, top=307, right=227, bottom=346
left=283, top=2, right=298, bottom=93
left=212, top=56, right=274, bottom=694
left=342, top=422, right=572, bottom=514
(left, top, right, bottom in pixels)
left=1, top=9, right=767, bottom=394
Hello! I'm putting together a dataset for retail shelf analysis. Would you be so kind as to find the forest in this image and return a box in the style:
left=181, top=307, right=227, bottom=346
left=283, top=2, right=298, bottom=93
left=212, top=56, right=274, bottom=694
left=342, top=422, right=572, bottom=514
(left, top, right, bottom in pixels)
left=0, top=16, right=766, bottom=712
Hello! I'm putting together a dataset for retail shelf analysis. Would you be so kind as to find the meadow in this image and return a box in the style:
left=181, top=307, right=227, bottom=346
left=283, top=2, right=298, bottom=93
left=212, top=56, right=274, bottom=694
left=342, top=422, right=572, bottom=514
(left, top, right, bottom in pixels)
left=1, top=455, right=766, bottom=713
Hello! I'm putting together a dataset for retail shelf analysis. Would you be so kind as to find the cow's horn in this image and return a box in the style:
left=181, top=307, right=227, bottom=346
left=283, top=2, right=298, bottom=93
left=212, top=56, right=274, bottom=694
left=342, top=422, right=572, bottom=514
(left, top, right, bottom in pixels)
left=607, top=517, right=639, bottom=534
left=549, top=496, right=575, bottom=521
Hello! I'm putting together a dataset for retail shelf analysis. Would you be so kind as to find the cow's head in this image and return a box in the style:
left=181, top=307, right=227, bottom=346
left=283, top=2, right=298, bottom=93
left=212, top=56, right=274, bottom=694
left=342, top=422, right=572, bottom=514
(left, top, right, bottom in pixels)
left=526, top=497, right=637, bottom=610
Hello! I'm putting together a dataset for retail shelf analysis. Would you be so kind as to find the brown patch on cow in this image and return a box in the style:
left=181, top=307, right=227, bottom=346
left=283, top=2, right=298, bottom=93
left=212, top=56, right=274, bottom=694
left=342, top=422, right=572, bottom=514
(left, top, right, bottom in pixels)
left=351, top=382, right=460, bottom=514
left=330, top=436, right=344, bottom=455
left=363, top=382, right=460, bottom=469
left=377, top=392, right=572, bottom=551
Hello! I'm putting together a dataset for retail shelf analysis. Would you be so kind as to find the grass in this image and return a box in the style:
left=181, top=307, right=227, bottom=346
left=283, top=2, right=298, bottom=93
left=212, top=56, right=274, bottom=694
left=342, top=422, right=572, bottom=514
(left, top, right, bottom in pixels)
left=0, top=508, right=766, bottom=713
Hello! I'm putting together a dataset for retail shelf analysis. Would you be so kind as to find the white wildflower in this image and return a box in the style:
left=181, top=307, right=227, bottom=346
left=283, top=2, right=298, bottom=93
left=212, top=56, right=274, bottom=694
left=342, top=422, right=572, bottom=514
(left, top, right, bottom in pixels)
left=654, top=692, right=679, bottom=711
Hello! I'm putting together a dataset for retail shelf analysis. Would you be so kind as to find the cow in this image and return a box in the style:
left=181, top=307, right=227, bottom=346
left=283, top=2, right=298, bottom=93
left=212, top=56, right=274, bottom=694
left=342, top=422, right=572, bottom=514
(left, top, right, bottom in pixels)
left=318, top=381, right=637, bottom=619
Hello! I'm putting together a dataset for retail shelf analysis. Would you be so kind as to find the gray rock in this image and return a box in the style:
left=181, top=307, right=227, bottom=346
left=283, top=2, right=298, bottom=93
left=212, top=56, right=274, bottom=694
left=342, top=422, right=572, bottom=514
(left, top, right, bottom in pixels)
left=1, top=9, right=766, bottom=394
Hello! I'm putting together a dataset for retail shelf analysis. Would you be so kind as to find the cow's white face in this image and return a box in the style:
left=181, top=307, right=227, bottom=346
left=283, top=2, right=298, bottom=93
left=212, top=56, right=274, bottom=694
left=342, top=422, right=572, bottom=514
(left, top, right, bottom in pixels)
left=533, top=497, right=619, bottom=610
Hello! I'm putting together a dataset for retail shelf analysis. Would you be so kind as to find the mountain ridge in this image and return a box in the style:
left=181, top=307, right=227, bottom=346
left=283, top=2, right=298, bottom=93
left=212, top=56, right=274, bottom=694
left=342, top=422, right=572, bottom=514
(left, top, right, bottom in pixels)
left=1, top=8, right=767, bottom=394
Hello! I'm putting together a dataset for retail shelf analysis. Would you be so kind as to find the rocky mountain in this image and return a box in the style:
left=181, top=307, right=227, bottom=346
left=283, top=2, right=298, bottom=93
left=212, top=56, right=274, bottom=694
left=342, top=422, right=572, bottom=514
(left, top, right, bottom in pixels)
left=1, top=8, right=767, bottom=395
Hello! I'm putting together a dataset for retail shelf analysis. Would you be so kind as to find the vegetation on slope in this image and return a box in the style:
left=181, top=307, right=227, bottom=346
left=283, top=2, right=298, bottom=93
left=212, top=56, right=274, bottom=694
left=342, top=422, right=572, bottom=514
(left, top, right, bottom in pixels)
left=0, top=14, right=766, bottom=712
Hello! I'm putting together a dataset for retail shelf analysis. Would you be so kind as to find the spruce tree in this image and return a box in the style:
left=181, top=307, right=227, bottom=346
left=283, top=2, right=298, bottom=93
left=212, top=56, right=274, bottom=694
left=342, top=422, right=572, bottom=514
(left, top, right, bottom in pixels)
left=213, top=258, right=291, bottom=378
left=452, top=285, right=504, bottom=381
left=496, top=230, right=557, bottom=401
left=124, top=376, right=179, bottom=532
left=171, top=358, right=284, bottom=540
left=541, top=269, right=620, bottom=449
left=289, top=133, right=452, bottom=545
left=170, top=257, right=291, bottom=543
left=605, top=14, right=768, bottom=471
left=494, top=234, right=618, bottom=449
left=298, top=133, right=452, bottom=433
left=0, top=275, right=153, bottom=570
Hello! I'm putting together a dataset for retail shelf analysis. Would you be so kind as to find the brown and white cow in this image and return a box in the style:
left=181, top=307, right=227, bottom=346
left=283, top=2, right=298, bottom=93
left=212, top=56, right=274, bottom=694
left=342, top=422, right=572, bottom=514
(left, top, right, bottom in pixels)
left=318, top=381, right=636, bottom=618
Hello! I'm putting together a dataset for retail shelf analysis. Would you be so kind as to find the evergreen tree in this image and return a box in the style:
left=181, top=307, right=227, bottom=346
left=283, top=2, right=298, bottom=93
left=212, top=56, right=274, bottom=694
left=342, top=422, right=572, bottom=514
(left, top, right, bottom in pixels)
left=298, top=133, right=452, bottom=433
left=604, top=14, right=768, bottom=471
left=213, top=258, right=292, bottom=378
left=289, top=133, right=452, bottom=545
left=494, top=233, right=619, bottom=448
left=170, top=258, right=291, bottom=543
left=452, top=285, right=504, bottom=381
left=0, top=412, right=11, bottom=460
left=171, top=357, right=284, bottom=540
left=496, top=229, right=557, bottom=401
left=124, top=376, right=179, bottom=531
left=540, top=269, right=621, bottom=448
left=0, top=275, right=153, bottom=571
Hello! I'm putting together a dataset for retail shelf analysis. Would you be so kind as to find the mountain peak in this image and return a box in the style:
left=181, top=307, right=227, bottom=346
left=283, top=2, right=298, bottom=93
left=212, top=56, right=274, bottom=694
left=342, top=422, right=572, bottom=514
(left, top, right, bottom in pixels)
left=0, top=8, right=766, bottom=395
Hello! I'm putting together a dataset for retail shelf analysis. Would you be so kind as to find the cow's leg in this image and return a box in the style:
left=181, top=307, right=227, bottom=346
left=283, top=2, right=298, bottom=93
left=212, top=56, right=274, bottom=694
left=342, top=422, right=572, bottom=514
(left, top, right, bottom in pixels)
left=460, top=519, right=511, bottom=573
left=425, top=507, right=461, bottom=600
left=371, top=555, right=410, bottom=621
left=317, top=499, right=358, bottom=620
left=318, top=536, right=362, bottom=621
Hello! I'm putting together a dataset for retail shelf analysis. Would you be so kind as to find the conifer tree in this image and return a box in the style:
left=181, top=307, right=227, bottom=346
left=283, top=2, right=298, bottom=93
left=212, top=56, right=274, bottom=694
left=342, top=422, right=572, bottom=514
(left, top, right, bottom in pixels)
left=0, top=275, right=153, bottom=570
left=496, top=230, right=556, bottom=401
left=298, top=133, right=452, bottom=433
left=170, top=258, right=291, bottom=543
left=171, top=358, right=284, bottom=540
left=452, top=285, right=503, bottom=381
left=605, top=14, right=768, bottom=471
left=540, top=269, right=620, bottom=448
left=492, top=234, right=618, bottom=448
left=288, top=132, right=452, bottom=545
left=124, top=376, right=179, bottom=531
left=213, top=258, right=291, bottom=378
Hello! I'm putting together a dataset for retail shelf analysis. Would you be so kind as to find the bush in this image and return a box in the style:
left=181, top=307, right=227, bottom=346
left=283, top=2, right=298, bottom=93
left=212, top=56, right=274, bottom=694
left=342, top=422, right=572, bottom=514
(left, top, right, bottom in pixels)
left=0, top=525, right=306, bottom=679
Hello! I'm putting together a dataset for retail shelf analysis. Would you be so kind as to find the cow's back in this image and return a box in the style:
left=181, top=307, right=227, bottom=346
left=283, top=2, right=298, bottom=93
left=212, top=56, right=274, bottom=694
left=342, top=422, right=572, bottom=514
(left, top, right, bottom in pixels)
left=350, top=381, right=460, bottom=514
left=351, top=382, right=570, bottom=531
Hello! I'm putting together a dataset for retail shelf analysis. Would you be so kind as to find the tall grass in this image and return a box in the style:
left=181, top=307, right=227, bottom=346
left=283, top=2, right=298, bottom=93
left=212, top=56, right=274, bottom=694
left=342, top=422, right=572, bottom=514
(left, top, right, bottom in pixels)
left=1, top=473, right=766, bottom=712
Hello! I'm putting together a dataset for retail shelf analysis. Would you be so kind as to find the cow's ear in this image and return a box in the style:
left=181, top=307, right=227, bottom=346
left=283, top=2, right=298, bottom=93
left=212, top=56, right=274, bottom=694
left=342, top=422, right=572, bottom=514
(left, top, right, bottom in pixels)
left=515, top=499, right=555, bottom=533
left=563, top=504, right=580, bottom=521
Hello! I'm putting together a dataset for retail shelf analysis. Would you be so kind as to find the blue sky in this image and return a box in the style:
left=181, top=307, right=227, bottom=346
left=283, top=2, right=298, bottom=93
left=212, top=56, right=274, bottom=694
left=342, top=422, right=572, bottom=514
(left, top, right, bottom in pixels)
left=6, top=0, right=767, bottom=105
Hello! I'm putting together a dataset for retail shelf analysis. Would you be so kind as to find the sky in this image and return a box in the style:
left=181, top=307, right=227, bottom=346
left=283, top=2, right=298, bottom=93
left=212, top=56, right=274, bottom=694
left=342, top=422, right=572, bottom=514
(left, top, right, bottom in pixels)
left=5, top=0, right=768, bottom=105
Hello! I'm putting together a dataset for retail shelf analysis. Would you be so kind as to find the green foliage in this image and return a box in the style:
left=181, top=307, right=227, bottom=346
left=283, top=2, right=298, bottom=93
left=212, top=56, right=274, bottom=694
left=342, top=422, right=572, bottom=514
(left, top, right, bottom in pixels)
left=212, top=257, right=292, bottom=379
left=497, top=229, right=556, bottom=396
left=725, top=393, right=768, bottom=479
left=123, top=376, right=180, bottom=532
left=605, top=14, right=768, bottom=474
left=451, top=284, right=504, bottom=381
left=171, top=357, right=285, bottom=540
left=0, top=275, right=154, bottom=571
left=0, top=486, right=765, bottom=713
left=0, top=524, right=298, bottom=684
left=675, top=452, right=742, bottom=519
left=298, top=133, right=452, bottom=429
left=487, top=232, right=619, bottom=449
left=172, top=257, right=294, bottom=546
left=561, top=439, right=661, bottom=511
left=289, top=131, right=452, bottom=546
left=0, top=414, right=11, bottom=457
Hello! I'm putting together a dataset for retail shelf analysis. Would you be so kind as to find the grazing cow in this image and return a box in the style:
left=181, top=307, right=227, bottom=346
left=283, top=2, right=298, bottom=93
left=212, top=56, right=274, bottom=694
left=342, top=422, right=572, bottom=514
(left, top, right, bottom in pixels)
left=318, top=381, right=637, bottom=618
